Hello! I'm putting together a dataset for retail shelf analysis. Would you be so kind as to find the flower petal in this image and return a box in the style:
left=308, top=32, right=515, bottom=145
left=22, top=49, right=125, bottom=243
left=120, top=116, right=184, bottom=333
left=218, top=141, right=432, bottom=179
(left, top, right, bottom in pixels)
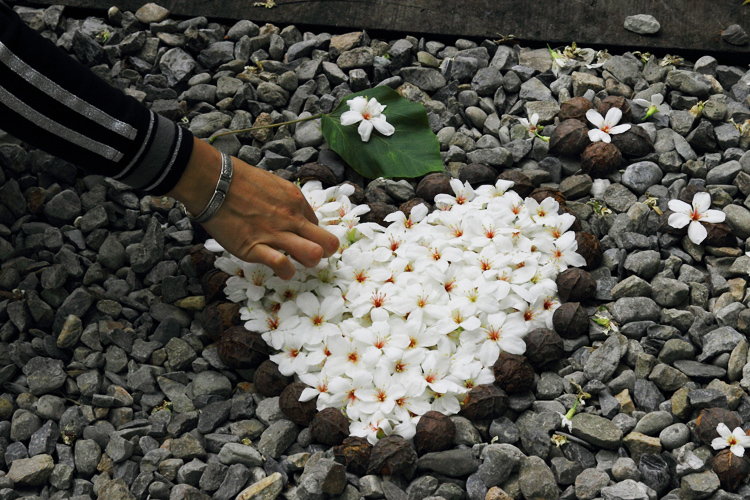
left=588, top=129, right=608, bottom=143
left=632, top=98, right=650, bottom=107
left=692, top=192, right=712, bottom=214
left=586, top=109, right=605, bottom=128
left=358, top=120, right=374, bottom=142
left=346, top=96, right=367, bottom=113
left=668, top=199, right=691, bottom=214
left=688, top=220, right=707, bottom=245
left=371, top=115, right=395, bottom=137
left=701, top=209, right=726, bottom=224
left=608, top=124, right=631, bottom=135
left=340, top=110, right=364, bottom=126
left=668, top=212, right=691, bottom=229
left=717, top=422, right=732, bottom=439
left=731, top=443, right=746, bottom=457
left=604, top=107, right=623, bottom=126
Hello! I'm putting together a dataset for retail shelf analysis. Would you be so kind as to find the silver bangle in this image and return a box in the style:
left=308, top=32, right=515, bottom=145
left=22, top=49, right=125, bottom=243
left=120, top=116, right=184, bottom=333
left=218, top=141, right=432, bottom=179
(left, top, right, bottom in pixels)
left=187, top=152, right=233, bottom=223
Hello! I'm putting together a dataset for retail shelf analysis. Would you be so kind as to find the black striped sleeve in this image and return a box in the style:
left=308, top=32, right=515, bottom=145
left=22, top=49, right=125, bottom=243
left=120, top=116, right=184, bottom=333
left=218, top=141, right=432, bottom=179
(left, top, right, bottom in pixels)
left=0, top=2, right=192, bottom=194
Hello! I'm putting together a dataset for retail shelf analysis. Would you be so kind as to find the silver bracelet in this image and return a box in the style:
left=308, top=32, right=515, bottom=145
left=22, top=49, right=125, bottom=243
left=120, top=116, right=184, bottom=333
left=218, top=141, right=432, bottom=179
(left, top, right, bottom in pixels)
left=187, top=152, right=233, bottom=223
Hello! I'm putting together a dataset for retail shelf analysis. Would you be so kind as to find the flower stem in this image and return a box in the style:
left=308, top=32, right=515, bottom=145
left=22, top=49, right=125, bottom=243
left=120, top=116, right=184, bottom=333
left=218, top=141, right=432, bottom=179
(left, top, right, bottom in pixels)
left=209, top=113, right=324, bottom=143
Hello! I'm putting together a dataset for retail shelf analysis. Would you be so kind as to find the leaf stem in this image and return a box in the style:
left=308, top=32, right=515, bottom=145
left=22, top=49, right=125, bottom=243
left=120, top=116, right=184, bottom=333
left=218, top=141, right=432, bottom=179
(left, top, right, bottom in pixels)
left=209, top=113, right=324, bottom=143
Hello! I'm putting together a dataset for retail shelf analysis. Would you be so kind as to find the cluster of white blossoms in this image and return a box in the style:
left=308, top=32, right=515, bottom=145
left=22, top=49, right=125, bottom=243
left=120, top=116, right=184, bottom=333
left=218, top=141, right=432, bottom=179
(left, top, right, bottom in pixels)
left=209, top=178, right=586, bottom=443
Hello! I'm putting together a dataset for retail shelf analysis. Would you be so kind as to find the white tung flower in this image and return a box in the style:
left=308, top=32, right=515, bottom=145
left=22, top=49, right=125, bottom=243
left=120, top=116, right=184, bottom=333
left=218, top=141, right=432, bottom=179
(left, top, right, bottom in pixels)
left=667, top=192, right=726, bottom=245
left=586, top=108, right=631, bottom=143
left=340, top=96, right=395, bottom=142
left=711, top=423, right=750, bottom=457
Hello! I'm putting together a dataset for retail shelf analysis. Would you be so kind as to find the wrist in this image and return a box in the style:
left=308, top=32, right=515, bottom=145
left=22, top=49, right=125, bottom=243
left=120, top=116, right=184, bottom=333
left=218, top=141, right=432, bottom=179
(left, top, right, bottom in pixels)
left=166, top=137, right=222, bottom=215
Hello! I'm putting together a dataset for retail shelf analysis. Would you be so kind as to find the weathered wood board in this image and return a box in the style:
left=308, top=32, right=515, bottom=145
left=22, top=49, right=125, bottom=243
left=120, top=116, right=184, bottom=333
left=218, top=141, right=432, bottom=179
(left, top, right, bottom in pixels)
left=27, top=0, right=750, bottom=56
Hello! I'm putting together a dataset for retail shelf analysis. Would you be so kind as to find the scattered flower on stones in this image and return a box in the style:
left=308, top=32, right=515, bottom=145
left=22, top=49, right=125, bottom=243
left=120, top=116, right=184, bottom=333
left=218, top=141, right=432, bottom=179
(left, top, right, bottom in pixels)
left=207, top=179, right=585, bottom=443
left=340, top=96, right=395, bottom=142
left=711, top=423, right=750, bottom=457
left=559, top=398, right=580, bottom=432
left=632, top=93, right=670, bottom=121
left=667, top=192, right=726, bottom=245
left=518, top=113, right=541, bottom=137
left=585, top=108, right=631, bottom=143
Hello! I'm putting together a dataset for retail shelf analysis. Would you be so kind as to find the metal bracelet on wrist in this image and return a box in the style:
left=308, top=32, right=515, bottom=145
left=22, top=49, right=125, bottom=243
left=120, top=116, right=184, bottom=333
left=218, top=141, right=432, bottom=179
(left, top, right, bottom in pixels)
left=187, top=152, right=233, bottom=223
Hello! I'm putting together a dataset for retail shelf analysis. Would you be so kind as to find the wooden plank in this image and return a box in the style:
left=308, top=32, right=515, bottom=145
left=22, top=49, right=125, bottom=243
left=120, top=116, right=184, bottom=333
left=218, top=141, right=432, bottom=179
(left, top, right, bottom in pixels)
left=26, top=0, right=750, bottom=55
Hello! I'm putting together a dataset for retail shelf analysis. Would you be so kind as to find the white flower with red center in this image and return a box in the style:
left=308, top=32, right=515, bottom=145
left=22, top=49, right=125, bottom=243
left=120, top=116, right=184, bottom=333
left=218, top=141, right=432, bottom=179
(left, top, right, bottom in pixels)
left=586, top=108, right=631, bottom=143
left=518, top=113, right=541, bottom=136
left=464, top=312, right=528, bottom=366
left=711, top=423, right=750, bottom=457
left=667, top=192, right=726, bottom=245
left=340, top=96, right=396, bottom=142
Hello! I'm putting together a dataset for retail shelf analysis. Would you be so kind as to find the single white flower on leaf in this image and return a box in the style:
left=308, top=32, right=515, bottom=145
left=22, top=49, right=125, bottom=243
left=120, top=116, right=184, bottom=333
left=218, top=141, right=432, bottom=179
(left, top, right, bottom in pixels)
left=711, top=423, right=750, bottom=457
left=667, top=192, right=726, bottom=245
left=340, top=96, right=395, bottom=142
left=586, top=108, right=631, bottom=143
left=632, top=93, right=670, bottom=121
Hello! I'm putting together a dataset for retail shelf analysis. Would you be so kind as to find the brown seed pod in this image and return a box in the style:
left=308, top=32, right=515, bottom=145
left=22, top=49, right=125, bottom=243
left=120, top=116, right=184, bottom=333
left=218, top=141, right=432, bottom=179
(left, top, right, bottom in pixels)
left=575, top=232, right=603, bottom=270
left=695, top=408, right=741, bottom=447
left=333, top=436, right=373, bottom=476
left=253, top=360, right=294, bottom=397
left=553, top=302, right=589, bottom=339
left=201, top=269, right=230, bottom=304
left=581, top=142, right=622, bottom=178
left=493, top=352, right=535, bottom=394
left=556, top=268, right=596, bottom=303
left=203, top=301, right=241, bottom=341
left=523, top=329, right=564, bottom=370
left=366, top=435, right=418, bottom=477
left=416, top=173, right=454, bottom=202
left=460, top=384, right=509, bottom=421
left=496, top=171, right=534, bottom=198
left=414, top=411, right=456, bottom=455
left=704, top=222, right=738, bottom=248
left=558, top=97, right=595, bottom=123
left=713, top=449, right=750, bottom=492
left=609, top=126, right=654, bottom=158
left=549, top=119, right=592, bottom=157
left=598, top=96, right=632, bottom=123
left=297, top=162, right=338, bottom=186
left=191, top=246, right=217, bottom=276
left=217, top=326, right=270, bottom=369
left=528, top=187, right=567, bottom=206
left=678, top=185, right=710, bottom=205
left=310, top=407, right=350, bottom=446
left=279, top=382, right=318, bottom=426
left=399, top=198, right=429, bottom=219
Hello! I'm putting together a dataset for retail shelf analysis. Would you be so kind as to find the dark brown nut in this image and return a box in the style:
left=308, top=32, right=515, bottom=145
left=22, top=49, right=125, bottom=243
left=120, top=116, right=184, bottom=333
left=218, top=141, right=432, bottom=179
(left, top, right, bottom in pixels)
left=460, top=163, right=498, bottom=187
left=713, top=449, right=750, bottom=492
left=217, top=326, right=270, bottom=369
left=361, top=202, right=398, bottom=226
left=493, top=352, right=535, bottom=394
left=416, top=173, right=454, bottom=202
left=460, top=384, right=509, bottom=421
left=414, top=411, right=456, bottom=455
left=297, top=162, right=337, bottom=186
left=581, top=142, right=622, bottom=178
left=201, top=269, right=230, bottom=304
left=598, top=96, right=632, bottom=123
left=575, top=232, right=603, bottom=270
left=254, top=360, right=293, bottom=397
left=678, top=185, right=709, bottom=205
left=695, top=408, right=741, bottom=447
left=334, top=436, right=372, bottom=476
left=344, top=181, right=366, bottom=205
left=609, top=126, right=654, bottom=158
left=279, top=382, right=318, bottom=426
left=556, top=268, right=596, bottom=303
left=558, top=97, right=595, bottom=123
left=528, top=188, right=567, bottom=206
left=310, top=407, right=350, bottom=446
left=553, top=302, right=589, bottom=339
left=203, top=302, right=242, bottom=341
left=523, top=328, right=564, bottom=370
left=549, top=119, right=591, bottom=157
left=558, top=205, right=583, bottom=232
left=191, top=246, right=217, bottom=276
left=366, top=435, right=418, bottom=477
left=496, top=171, right=534, bottom=198
left=399, top=198, right=430, bottom=218
left=704, top=222, right=738, bottom=248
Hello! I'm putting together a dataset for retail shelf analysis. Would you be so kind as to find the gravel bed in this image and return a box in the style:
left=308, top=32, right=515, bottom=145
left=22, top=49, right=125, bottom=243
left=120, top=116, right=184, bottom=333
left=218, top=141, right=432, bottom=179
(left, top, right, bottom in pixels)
left=2, top=3, right=750, bottom=500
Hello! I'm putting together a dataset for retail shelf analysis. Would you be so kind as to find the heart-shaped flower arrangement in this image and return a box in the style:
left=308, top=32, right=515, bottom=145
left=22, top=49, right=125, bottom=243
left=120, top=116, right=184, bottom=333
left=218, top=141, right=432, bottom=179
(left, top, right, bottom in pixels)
left=208, top=178, right=586, bottom=443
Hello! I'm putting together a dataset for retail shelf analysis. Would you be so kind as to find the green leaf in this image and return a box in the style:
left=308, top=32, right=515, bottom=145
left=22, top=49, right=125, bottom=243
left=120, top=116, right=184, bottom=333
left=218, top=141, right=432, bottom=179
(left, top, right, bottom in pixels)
left=320, top=86, right=444, bottom=179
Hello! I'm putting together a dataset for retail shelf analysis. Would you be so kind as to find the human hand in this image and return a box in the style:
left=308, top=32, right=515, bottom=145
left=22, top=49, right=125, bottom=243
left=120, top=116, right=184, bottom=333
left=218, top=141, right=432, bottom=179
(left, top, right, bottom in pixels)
left=168, top=138, right=339, bottom=279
